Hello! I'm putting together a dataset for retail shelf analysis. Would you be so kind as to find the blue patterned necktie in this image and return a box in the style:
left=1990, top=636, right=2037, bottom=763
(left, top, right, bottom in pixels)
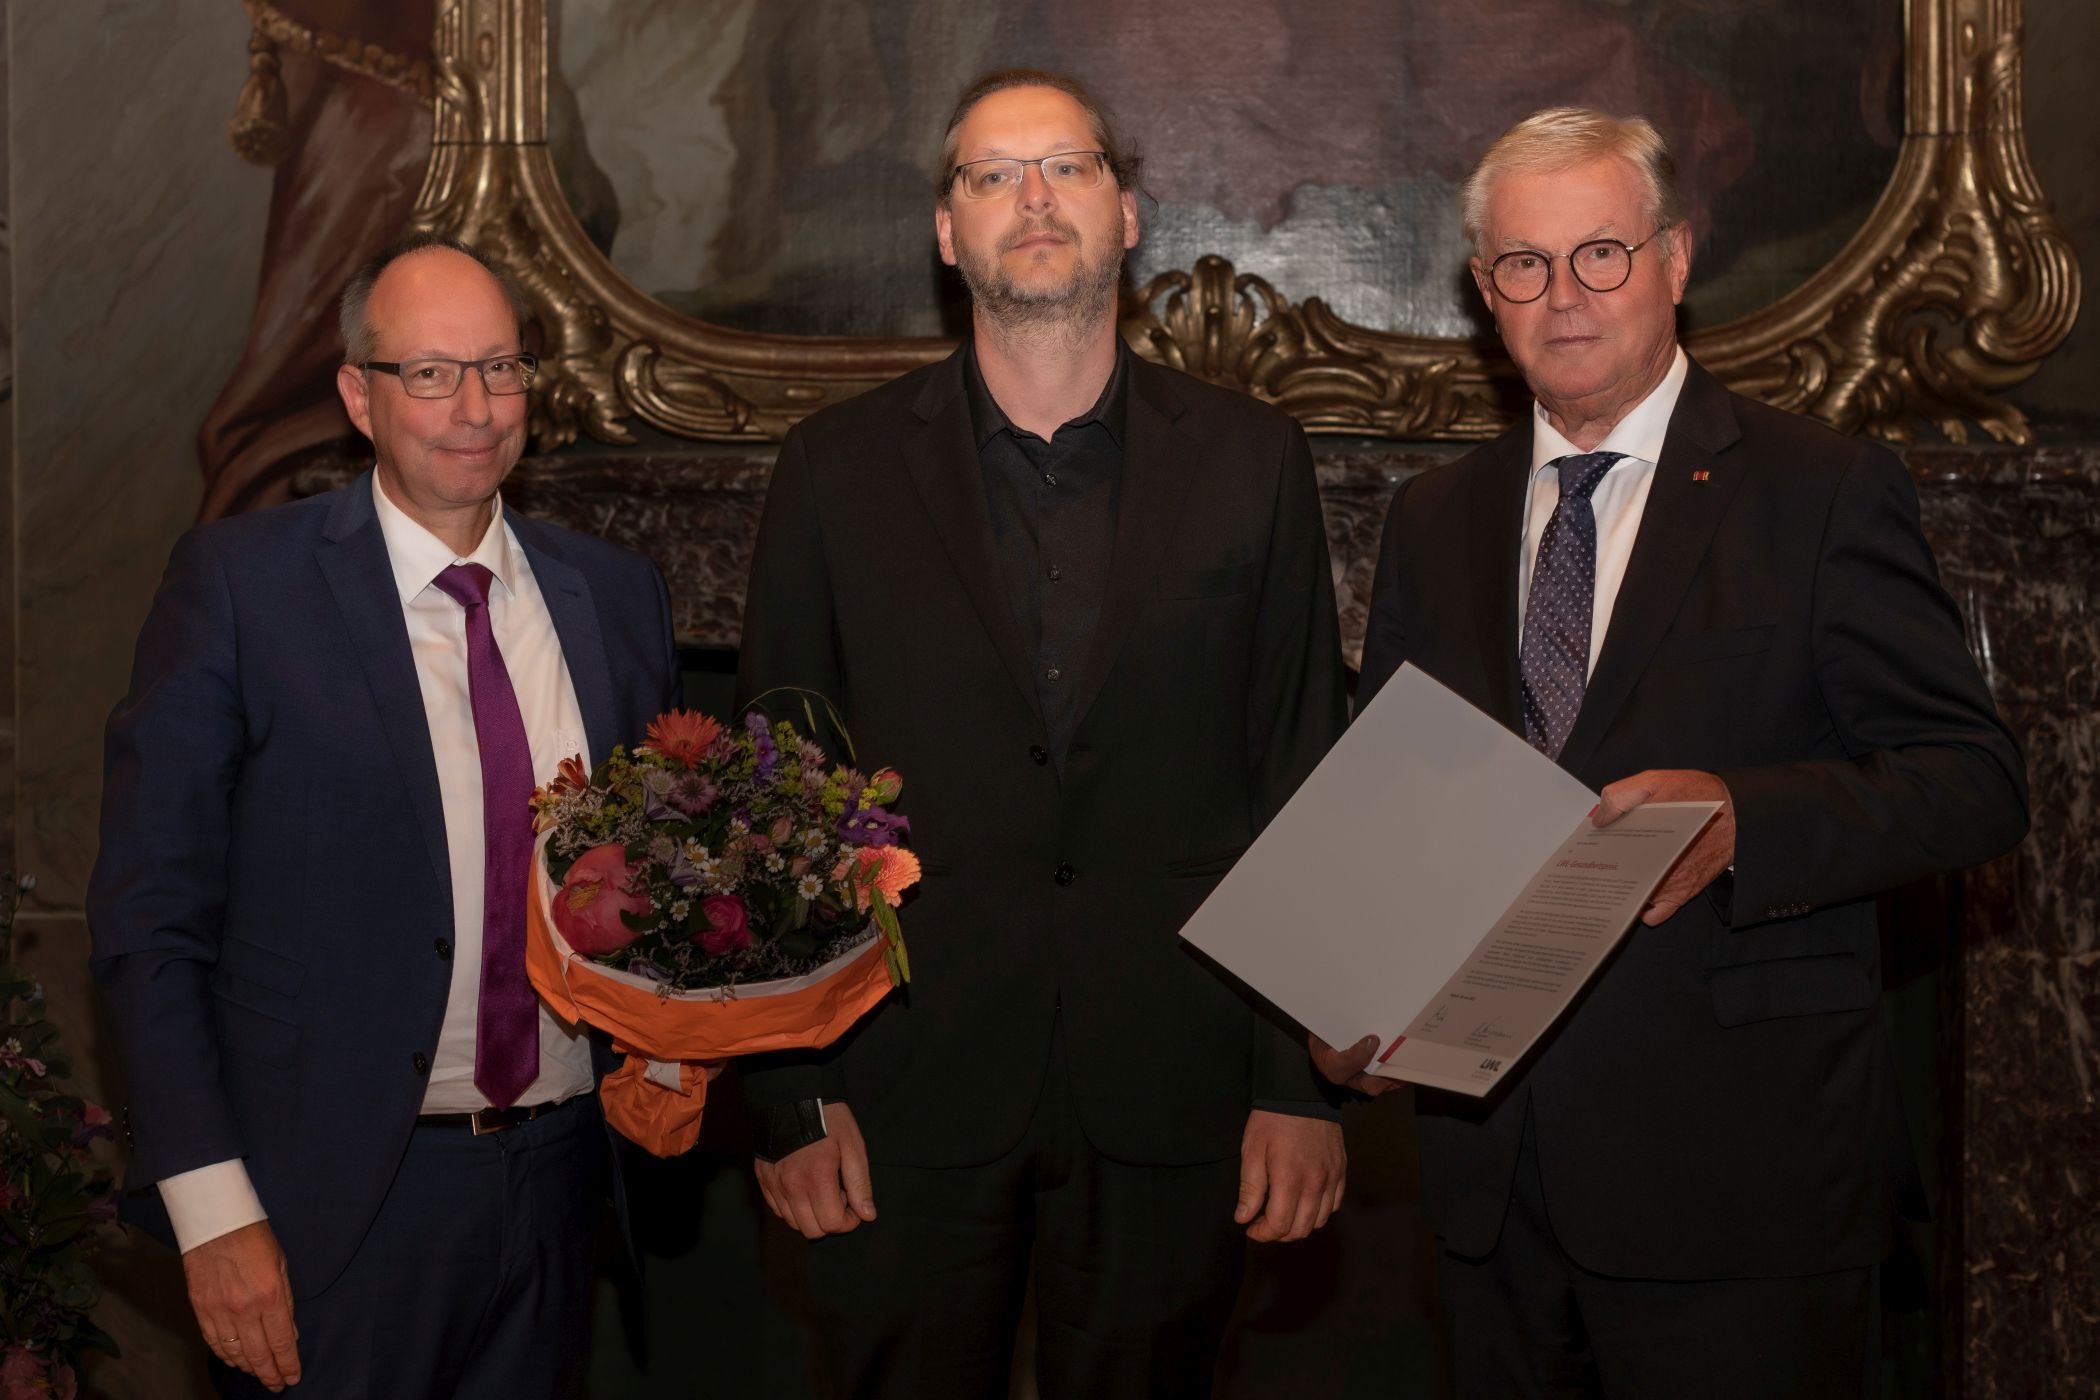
left=1518, top=451, right=1627, bottom=758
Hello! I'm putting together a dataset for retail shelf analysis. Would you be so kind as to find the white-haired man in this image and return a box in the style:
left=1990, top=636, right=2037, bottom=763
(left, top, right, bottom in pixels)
left=1317, top=108, right=2026, bottom=1395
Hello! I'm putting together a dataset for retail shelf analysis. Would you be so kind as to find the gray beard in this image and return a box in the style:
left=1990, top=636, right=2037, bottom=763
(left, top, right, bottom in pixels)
left=958, top=232, right=1125, bottom=353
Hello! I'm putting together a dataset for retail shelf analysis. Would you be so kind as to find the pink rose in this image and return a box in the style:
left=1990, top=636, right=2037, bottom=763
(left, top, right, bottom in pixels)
left=694, top=895, right=752, bottom=956
left=553, top=845, right=652, bottom=955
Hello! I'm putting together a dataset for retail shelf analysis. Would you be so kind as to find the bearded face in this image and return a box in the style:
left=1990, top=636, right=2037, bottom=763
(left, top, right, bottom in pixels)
left=936, top=86, right=1140, bottom=338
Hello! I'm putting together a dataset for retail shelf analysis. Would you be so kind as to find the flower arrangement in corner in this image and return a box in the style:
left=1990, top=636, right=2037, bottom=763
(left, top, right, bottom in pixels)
left=0, top=874, right=120, bottom=1399
left=524, top=705, right=917, bottom=1156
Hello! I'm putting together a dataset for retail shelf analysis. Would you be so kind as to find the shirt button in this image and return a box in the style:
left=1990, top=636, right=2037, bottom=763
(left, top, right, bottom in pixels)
left=1048, top=564, right=1062, bottom=582
left=411, top=1051, right=431, bottom=1076
left=1029, top=745, right=1049, bottom=766
left=1043, top=472, right=1058, bottom=487
left=434, top=938, right=452, bottom=962
left=1044, top=666, right=1061, bottom=682
left=1054, top=862, right=1076, bottom=886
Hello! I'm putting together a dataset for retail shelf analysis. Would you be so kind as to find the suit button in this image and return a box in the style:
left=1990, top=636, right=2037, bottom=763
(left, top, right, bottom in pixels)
left=411, top=1051, right=431, bottom=1076
left=1029, top=745, right=1049, bottom=766
left=434, top=938, right=452, bottom=962
left=1054, top=862, right=1075, bottom=886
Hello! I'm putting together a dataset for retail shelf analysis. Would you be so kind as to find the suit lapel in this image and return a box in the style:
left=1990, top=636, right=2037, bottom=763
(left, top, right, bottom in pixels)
left=1068, top=359, right=1202, bottom=732
left=902, top=348, right=1043, bottom=720
left=1468, top=428, right=1532, bottom=733
left=315, top=475, right=452, bottom=905
left=511, top=516, right=620, bottom=763
left=1557, top=362, right=1747, bottom=776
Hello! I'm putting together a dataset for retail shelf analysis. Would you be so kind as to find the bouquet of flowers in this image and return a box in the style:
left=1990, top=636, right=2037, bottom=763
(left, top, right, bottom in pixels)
left=526, top=704, right=916, bottom=1156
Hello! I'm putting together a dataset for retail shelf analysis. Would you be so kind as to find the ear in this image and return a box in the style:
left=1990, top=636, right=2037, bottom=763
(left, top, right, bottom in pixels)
left=1468, top=256, right=1495, bottom=309
left=1664, top=221, right=1693, bottom=306
left=935, top=199, right=958, bottom=268
left=337, top=363, right=374, bottom=441
left=1120, top=187, right=1140, bottom=250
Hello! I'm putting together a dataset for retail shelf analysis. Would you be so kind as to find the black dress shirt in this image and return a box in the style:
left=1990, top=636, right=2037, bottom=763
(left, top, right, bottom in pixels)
left=966, top=340, right=1130, bottom=764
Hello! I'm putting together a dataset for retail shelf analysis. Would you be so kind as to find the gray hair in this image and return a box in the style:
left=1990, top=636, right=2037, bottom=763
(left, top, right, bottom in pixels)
left=1460, top=107, right=1684, bottom=254
left=338, top=231, right=528, bottom=364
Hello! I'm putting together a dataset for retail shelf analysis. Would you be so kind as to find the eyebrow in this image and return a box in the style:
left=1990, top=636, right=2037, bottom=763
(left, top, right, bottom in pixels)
left=958, top=144, right=1090, bottom=163
left=1497, top=224, right=1620, bottom=252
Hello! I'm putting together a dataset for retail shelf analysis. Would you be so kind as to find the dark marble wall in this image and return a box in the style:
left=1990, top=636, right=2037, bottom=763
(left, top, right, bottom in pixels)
left=1909, top=450, right=2100, bottom=1399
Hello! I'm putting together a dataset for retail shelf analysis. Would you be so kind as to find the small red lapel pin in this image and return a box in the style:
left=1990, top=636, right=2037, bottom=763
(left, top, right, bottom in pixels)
left=1691, top=469, right=1711, bottom=482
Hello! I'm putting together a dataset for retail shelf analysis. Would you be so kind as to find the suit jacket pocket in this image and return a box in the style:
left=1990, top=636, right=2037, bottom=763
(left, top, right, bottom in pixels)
left=218, top=934, right=306, bottom=997
left=1162, top=849, right=1245, bottom=879
left=1655, top=624, right=1775, bottom=665
left=212, top=987, right=301, bottom=1066
left=1709, top=953, right=1875, bottom=1026
left=1157, top=565, right=1253, bottom=600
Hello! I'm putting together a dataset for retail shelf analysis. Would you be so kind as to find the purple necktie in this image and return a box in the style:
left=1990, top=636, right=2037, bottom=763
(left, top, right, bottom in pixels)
left=432, top=562, right=539, bottom=1109
left=1518, top=451, right=1627, bottom=759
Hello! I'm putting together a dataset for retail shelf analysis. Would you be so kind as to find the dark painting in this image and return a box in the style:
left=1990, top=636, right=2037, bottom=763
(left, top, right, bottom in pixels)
left=549, top=0, right=1902, bottom=341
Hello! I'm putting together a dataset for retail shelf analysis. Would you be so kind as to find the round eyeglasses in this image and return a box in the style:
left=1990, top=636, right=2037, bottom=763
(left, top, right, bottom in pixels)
left=948, top=151, right=1110, bottom=201
left=363, top=354, right=538, bottom=399
left=1486, top=232, right=1663, bottom=304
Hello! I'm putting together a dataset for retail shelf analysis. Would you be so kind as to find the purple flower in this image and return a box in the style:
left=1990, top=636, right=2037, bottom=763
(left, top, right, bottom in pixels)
left=746, top=712, right=779, bottom=779
left=837, top=804, right=911, bottom=848
left=666, top=847, right=703, bottom=889
left=640, top=768, right=680, bottom=822
left=668, top=772, right=717, bottom=816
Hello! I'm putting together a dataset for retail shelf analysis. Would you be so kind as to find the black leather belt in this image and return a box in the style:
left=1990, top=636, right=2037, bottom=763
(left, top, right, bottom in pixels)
left=420, top=1098, right=574, bottom=1136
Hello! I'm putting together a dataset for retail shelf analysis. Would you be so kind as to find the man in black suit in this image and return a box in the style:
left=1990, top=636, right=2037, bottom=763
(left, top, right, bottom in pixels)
left=1315, top=108, right=2026, bottom=1396
left=736, top=68, right=1349, bottom=1400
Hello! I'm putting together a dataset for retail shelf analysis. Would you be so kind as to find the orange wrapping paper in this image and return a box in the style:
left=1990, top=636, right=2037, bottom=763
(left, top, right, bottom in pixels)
left=526, top=846, right=896, bottom=1156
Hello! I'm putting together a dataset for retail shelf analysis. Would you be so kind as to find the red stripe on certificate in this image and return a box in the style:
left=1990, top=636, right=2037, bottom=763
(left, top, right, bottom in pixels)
left=1377, top=1035, right=1405, bottom=1064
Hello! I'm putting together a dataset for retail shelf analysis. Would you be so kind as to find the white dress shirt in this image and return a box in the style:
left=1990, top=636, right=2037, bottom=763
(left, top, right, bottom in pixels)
left=1517, top=346, right=1690, bottom=677
left=159, top=476, right=598, bottom=1252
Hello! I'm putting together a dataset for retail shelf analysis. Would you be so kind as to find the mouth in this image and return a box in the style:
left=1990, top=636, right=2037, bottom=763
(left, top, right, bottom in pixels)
left=438, top=443, right=504, bottom=461
left=1010, top=233, right=1068, bottom=252
left=1546, top=334, right=1602, bottom=349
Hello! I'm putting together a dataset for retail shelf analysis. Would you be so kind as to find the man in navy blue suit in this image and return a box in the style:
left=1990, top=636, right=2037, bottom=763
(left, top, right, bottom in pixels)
left=88, top=233, right=678, bottom=1397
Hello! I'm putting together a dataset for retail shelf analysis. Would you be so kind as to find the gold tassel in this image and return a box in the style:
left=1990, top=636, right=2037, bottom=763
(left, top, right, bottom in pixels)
left=227, top=23, right=289, bottom=165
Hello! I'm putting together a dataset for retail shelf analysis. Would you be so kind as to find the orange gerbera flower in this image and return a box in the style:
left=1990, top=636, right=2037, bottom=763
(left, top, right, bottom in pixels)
left=832, top=846, right=923, bottom=912
left=642, top=710, right=724, bottom=766
left=871, top=847, right=922, bottom=905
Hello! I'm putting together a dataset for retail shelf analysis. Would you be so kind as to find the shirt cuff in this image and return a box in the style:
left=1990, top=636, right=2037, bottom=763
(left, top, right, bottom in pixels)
left=158, top=1159, right=269, bottom=1253
left=1252, top=1097, right=1343, bottom=1123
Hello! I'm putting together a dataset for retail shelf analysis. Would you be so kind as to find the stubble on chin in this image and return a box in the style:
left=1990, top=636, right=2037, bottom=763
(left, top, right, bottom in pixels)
left=958, top=223, right=1125, bottom=350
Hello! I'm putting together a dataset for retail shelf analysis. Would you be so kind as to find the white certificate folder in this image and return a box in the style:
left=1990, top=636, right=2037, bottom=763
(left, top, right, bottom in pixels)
left=1180, top=664, right=1717, bottom=1096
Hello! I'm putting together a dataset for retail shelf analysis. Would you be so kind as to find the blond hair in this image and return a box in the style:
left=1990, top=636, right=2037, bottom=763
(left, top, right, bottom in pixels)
left=1460, top=107, right=1682, bottom=253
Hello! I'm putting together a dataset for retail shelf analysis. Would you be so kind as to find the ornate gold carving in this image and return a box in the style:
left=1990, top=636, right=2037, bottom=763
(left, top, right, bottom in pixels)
left=416, top=0, right=2077, bottom=449
left=1126, top=257, right=1500, bottom=438
left=1689, top=26, right=2081, bottom=444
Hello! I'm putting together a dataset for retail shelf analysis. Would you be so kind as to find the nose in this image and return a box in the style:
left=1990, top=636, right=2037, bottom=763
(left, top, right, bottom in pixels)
left=1016, top=162, right=1056, bottom=216
left=452, top=365, right=494, bottom=427
left=1544, top=256, right=1588, bottom=313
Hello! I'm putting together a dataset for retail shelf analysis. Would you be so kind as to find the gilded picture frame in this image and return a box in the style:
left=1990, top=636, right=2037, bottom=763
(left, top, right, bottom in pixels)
left=411, top=0, right=2078, bottom=449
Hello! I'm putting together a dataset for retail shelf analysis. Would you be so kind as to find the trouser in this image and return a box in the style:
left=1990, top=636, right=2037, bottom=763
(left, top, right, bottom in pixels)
left=1438, top=1107, right=1878, bottom=1399
left=214, top=1094, right=606, bottom=1400
left=804, top=1032, right=1248, bottom=1400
